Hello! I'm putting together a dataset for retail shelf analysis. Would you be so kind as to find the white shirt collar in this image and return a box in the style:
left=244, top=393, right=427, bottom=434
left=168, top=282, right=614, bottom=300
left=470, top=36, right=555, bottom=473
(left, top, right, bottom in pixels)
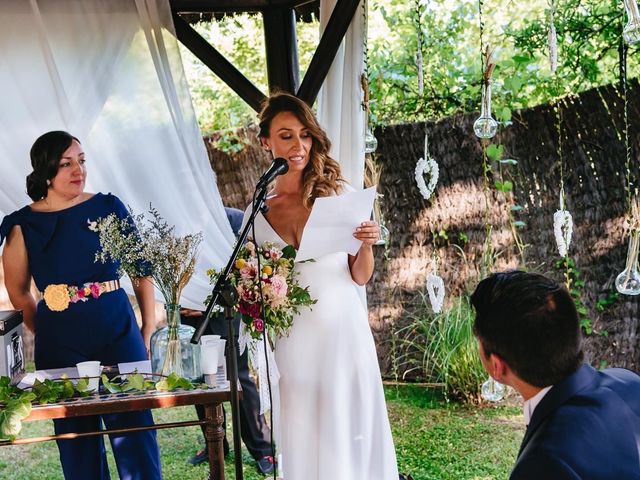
left=523, top=385, right=553, bottom=426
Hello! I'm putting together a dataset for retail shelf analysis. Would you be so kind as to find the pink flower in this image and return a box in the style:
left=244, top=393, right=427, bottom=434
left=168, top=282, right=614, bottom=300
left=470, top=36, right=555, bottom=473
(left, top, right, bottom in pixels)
left=90, top=283, right=101, bottom=299
left=76, top=288, right=86, bottom=299
left=270, top=275, right=288, bottom=298
left=252, top=319, right=264, bottom=332
left=240, top=263, right=258, bottom=280
left=268, top=248, right=282, bottom=260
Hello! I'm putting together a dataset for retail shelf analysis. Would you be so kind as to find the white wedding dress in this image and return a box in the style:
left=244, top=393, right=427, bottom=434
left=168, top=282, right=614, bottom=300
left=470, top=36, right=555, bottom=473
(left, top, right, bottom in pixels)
left=244, top=208, right=399, bottom=480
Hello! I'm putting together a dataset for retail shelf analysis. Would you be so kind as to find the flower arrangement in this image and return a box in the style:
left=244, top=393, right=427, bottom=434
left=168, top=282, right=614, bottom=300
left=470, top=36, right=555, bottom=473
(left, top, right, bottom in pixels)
left=207, top=241, right=316, bottom=340
left=94, top=206, right=203, bottom=379
left=94, top=206, right=202, bottom=305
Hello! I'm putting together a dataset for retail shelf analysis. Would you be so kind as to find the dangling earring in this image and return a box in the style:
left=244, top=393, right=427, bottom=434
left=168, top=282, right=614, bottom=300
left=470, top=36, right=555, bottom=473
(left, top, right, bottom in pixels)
left=46, top=179, right=51, bottom=187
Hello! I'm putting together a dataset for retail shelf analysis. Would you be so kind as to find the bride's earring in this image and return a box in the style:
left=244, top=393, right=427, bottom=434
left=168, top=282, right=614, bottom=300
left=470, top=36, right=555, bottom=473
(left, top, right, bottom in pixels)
left=46, top=179, right=51, bottom=187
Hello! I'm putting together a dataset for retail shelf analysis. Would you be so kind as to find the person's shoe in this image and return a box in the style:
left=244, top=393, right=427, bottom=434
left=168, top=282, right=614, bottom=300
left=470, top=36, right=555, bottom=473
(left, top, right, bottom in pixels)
left=256, top=455, right=276, bottom=475
left=399, top=474, right=414, bottom=480
left=188, top=447, right=208, bottom=466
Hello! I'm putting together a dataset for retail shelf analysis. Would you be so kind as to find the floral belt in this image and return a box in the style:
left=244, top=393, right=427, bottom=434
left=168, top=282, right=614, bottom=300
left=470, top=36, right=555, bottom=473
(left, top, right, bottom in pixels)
left=42, top=280, right=121, bottom=312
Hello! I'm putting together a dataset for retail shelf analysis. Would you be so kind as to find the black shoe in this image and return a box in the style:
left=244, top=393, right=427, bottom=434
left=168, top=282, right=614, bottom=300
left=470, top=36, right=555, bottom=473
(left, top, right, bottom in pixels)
left=188, top=447, right=208, bottom=466
left=257, top=455, right=276, bottom=475
left=399, top=474, right=414, bottom=480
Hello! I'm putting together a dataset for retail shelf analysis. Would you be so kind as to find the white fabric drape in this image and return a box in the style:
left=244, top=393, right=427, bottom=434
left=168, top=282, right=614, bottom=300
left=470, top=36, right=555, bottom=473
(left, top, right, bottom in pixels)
left=0, top=0, right=234, bottom=309
left=316, top=0, right=366, bottom=189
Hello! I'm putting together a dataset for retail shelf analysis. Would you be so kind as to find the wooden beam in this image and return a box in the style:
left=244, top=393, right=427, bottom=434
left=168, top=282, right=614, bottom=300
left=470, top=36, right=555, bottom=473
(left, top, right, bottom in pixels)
left=262, top=8, right=300, bottom=94
left=170, top=0, right=316, bottom=13
left=172, top=13, right=266, bottom=112
left=296, top=0, right=360, bottom=105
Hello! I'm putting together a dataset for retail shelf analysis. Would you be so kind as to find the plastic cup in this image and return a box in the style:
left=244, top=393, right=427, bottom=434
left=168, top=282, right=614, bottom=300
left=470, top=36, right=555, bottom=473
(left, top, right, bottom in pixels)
left=76, top=361, right=101, bottom=391
left=200, top=341, right=219, bottom=375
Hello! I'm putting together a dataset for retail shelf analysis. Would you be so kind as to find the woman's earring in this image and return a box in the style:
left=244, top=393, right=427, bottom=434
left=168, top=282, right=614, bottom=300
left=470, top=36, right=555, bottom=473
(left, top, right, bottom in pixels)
left=46, top=179, right=51, bottom=187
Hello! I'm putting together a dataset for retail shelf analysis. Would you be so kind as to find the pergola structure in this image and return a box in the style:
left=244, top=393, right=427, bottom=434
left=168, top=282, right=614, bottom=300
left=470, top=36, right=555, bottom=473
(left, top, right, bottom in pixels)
left=169, top=0, right=361, bottom=111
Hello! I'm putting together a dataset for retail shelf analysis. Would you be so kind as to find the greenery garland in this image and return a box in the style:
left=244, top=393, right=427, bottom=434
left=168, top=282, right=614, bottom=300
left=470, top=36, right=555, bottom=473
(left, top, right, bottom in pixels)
left=0, top=372, right=206, bottom=441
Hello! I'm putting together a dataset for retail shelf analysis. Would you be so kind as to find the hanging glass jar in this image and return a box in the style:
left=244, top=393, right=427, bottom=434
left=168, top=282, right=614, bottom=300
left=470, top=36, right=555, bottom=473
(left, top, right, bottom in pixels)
left=364, top=125, right=378, bottom=154
left=623, top=0, right=640, bottom=45
left=481, top=377, right=505, bottom=402
left=615, top=229, right=640, bottom=295
left=473, top=83, right=498, bottom=139
left=150, top=304, right=202, bottom=381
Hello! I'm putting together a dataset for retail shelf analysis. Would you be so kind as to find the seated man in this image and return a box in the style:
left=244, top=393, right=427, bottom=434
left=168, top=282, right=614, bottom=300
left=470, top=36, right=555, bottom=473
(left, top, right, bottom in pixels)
left=471, top=270, right=640, bottom=480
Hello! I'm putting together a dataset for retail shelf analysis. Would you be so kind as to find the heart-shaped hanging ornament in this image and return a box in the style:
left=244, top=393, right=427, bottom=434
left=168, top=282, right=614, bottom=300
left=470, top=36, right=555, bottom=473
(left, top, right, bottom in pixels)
left=426, top=273, right=445, bottom=313
left=415, top=130, right=439, bottom=200
left=553, top=209, right=573, bottom=257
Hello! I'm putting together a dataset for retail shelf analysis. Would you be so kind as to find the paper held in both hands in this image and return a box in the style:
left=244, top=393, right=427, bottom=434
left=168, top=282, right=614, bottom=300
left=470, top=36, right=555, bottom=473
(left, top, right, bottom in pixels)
left=295, top=187, right=377, bottom=262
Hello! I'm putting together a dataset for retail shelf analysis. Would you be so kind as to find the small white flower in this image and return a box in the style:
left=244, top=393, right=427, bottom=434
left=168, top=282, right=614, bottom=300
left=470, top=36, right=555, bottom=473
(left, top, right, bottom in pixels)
left=87, top=218, right=98, bottom=232
left=426, top=273, right=445, bottom=313
left=553, top=209, right=573, bottom=257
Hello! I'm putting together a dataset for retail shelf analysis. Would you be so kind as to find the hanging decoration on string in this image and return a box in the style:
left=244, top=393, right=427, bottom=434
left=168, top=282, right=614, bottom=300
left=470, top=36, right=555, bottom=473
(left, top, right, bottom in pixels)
left=415, top=0, right=424, bottom=96
left=548, top=0, right=558, bottom=73
left=426, top=257, right=445, bottom=313
left=553, top=191, right=573, bottom=257
left=616, top=195, right=640, bottom=295
left=615, top=33, right=640, bottom=295
left=415, top=129, right=439, bottom=200
left=623, top=0, right=640, bottom=45
left=361, top=0, right=377, bottom=155
left=473, top=45, right=498, bottom=139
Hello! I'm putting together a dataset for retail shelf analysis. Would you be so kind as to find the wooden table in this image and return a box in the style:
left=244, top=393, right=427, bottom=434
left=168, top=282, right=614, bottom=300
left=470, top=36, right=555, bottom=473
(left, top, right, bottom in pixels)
left=0, top=373, right=239, bottom=480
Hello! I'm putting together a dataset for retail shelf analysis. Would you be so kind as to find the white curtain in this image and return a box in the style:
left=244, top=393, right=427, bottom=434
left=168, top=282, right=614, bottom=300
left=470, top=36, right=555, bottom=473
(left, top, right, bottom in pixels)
left=0, top=0, right=234, bottom=309
left=316, top=0, right=366, bottom=189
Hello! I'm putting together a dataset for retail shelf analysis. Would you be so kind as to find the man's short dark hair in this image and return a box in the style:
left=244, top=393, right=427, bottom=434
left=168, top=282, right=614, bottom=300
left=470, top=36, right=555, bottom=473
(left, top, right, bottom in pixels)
left=471, top=270, right=583, bottom=387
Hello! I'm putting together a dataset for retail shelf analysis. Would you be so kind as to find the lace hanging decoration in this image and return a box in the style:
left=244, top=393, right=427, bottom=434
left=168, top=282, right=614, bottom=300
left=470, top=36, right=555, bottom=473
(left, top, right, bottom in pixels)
left=415, top=130, right=439, bottom=200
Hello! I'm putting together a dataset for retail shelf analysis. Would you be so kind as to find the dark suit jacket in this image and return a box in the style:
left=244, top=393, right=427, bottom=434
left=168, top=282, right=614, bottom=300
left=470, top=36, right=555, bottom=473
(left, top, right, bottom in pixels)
left=511, top=363, right=640, bottom=479
left=182, top=207, right=244, bottom=338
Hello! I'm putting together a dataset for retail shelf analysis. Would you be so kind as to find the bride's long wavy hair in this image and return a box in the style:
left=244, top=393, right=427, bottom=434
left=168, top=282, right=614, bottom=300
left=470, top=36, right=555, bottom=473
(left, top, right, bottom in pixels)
left=258, top=92, right=344, bottom=209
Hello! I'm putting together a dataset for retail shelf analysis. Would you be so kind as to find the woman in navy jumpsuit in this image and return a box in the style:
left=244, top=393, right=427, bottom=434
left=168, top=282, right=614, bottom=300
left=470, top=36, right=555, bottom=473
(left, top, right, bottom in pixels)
left=1, top=131, right=162, bottom=480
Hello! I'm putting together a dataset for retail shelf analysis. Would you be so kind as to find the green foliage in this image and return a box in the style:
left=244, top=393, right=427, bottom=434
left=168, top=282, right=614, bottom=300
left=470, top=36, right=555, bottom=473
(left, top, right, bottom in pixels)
left=554, top=257, right=595, bottom=334
left=0, top=373, right=206, bottom=440
left=398, top=295, right=486, bottom=403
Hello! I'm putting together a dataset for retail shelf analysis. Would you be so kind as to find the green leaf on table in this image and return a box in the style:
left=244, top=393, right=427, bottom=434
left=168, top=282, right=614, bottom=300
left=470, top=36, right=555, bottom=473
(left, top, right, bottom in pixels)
left=155, top=373, right=193, bottom=392
left=32, top=379, right=63, bottom=405
left=0, top=393, right=35, bottom=440
left=61, top=378, right=75, bottom=399
left=0, top=376, right=19, bottom=403
left=122, top=373, right=146, bottom=392
left=101, top=374, right=122, bottom=394
left=75, top=377, right=93, bottom=396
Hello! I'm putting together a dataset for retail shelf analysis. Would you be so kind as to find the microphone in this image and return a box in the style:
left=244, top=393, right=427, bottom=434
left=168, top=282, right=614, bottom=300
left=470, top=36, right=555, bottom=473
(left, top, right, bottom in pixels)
left=256, top=158, right=289, bottom=190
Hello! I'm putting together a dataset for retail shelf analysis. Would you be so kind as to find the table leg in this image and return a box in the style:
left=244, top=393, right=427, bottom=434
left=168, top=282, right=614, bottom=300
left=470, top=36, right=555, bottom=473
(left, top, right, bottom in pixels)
left=204, top=403, right=225, bottom=480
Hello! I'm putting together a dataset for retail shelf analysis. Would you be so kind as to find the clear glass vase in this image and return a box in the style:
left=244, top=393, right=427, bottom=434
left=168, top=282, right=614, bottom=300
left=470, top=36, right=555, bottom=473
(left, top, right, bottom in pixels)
left=623, top=0, right=640, bottom=45
left=473, top=83, right=498, bottom=139
left=150, top=304, right=202, bottom=381
left=615, top=229, right=640, bottom=295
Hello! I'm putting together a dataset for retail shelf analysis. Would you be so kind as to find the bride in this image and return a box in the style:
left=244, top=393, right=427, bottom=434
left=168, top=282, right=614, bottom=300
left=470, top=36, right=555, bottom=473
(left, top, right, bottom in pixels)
left=244, top=92, right=399, bottom=479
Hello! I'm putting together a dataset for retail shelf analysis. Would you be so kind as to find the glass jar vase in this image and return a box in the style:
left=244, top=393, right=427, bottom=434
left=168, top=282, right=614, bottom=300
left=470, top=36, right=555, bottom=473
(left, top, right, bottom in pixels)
left=150, top=304, right=202, bottom=381
left=615, top=229, right=640, bottom=295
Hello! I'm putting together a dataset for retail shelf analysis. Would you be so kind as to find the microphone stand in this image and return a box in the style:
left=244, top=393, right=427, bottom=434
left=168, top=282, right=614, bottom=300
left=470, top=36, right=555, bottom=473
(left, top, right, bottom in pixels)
left=191, top=186, right=270, bottom=480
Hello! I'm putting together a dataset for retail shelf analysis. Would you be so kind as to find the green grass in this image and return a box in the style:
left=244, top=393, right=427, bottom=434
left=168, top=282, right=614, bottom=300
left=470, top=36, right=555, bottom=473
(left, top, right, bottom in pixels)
left=0, top=385, right=524, bottom=479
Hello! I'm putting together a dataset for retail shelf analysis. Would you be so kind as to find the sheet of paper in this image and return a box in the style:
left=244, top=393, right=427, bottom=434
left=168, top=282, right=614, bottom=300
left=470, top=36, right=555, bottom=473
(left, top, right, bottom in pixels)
left=17, top=367, right=78, bottom=389
left=296, top=186, right=377, bottom=262
left=118, top=360, right=153, bottom=375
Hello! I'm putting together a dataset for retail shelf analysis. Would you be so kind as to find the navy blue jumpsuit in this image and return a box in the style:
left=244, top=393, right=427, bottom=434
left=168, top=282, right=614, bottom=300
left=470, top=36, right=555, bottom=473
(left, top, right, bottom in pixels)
left=0, top=193, right=162, bottom=480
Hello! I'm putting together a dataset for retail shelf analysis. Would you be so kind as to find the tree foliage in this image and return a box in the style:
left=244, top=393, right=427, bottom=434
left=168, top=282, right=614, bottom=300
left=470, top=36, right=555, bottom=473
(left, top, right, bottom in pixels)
left=180, top=0, right=639, bottom=132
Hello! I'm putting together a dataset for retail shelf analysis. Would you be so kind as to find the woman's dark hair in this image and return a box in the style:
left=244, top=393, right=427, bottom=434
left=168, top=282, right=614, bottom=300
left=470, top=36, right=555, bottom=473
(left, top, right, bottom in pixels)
left=471, top=270, right=583, bottom=387
left=26, top=131, right=80, bottom=201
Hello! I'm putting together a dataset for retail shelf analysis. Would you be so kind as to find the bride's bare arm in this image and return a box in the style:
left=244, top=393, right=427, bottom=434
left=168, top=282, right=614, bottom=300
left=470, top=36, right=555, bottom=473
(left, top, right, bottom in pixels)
left=348, top=221, right=380, bottom=285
